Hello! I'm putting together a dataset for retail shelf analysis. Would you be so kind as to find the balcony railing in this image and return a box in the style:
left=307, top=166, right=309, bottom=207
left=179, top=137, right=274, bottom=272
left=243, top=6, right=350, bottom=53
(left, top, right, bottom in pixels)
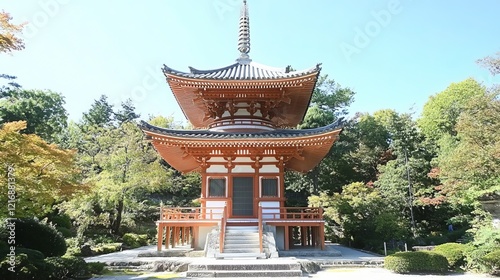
left=260, top=207, right=323, bottom=220
left=257, top=206, right=324, bottom=253
left=159, top=206, right=226, bottom=221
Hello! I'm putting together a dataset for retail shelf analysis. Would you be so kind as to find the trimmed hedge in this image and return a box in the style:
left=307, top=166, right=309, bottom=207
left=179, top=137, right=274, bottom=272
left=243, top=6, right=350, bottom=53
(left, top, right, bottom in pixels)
left=11, top=218, right=67, bottom=257
left=45, top=255, right=90, bottom=279
left=433, top=242, right=468, bottom=269
left=122, top=233, right=148, bottom=248
left=0, top=252, right=92, bottom=280
left=385, top=251, right=449, bottom=274
left=92, top=243, right=122, bottom=255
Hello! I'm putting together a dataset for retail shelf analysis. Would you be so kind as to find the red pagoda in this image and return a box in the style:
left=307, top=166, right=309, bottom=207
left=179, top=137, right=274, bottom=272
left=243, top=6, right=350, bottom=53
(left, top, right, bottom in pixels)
left=140, top=0, right=343, bottom=258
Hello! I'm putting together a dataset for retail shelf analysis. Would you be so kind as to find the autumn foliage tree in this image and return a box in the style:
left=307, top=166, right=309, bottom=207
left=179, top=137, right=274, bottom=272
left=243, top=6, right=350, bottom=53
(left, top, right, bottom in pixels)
left=0, top=10, right=25, bottom=54
left=0, top=121, right=84, bottom=218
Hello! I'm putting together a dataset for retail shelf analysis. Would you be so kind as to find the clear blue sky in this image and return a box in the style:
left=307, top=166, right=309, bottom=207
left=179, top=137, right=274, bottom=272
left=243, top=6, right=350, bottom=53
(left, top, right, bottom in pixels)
left=1, top=0, right=499, bottom=124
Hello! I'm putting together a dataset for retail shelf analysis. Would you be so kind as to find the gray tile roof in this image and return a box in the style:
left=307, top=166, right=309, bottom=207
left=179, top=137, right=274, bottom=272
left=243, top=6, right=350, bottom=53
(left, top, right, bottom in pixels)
left=139, top=118, right=343, bottom=139
left=162, top=61, right=321, bottom=80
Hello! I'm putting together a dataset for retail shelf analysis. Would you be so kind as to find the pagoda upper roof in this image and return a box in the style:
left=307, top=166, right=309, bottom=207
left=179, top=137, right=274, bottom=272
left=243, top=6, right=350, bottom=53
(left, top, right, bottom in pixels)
left=162, top=61, right=321, bottom=81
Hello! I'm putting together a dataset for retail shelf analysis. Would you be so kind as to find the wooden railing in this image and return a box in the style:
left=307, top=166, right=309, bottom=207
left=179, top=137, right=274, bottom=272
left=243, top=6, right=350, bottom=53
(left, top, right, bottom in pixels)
left=259, top=207, right=323, bottom=220
left=258, top=203, right=263, bottom=253
left=159, top=206, right=225, bottom=221
left=219, top=204, right=227, bottom=253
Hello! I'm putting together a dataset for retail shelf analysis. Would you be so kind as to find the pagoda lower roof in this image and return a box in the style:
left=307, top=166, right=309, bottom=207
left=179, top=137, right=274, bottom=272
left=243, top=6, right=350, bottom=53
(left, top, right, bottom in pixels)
left=139, top=120, right=342, bottom=140
left=163, top=61, right=321, bottom=80
left=139, top=120, right=343, bottom=173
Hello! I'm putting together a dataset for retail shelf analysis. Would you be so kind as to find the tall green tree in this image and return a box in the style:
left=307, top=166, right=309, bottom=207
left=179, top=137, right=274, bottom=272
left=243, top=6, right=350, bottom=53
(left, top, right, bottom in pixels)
left=0, top=89, right=68, bottom=143
left=81, top=95, right=115, bottom=128
left=114, top=99, right=140, bottom=125
left=437, top=91, right=500, bottom=203
left=61, top=121, right=173, bottom=235
left=309, top=182, right=407, bottom=249
left=285, top=75, right=355, bottom=200
left=418, top=78, right=486, bottom=141
left=374, top=111, right=444, bottom=234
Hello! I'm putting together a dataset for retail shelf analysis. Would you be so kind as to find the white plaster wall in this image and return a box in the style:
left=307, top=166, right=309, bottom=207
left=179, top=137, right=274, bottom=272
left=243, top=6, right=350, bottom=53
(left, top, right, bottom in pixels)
left=206, top=165, right=228, bottom=173
left=231, top=165, right=254, bottom=173
left=259, top=164, right=279, bottom=173
left=205, top=200, right=226, bottom=219
left=234, top=108, right=251, bottom=116
left=207, top=157, right=225, bottom=162
left=196, top=226, right=215, bottom=250
left=261, top=157, right=277, bottom=162
left=233, top=157, right=253, bottom=163
left=275, top=226, right=285, bottom=251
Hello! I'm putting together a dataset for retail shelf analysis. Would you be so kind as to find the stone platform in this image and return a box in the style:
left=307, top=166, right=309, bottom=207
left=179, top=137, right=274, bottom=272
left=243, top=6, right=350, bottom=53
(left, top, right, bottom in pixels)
left=85, top=243, right=384, bottom=276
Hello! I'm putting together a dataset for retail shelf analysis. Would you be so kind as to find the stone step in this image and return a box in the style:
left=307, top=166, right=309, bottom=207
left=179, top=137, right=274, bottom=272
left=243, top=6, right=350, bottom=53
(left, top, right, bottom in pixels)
left=186, top=270, right=302, bottom=277
left=225, top=229, right=258, bottom=234
left=224, top=238, right=259, bottom=244
left=214, top=252, right=267, bottom=260
left=225, top=231, right=258, bottom=235
left=224, top=243, right=259, bottom=249
left=188, top=262, right=300, bottom=271
left=223, top=248, right=262, bottom=254
left=224, top=234, right=259, bottom=240
left=225, top=226, right=258, bottom=231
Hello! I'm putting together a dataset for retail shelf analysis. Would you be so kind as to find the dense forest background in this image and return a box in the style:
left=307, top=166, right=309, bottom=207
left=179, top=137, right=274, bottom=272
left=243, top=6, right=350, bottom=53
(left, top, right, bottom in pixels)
left=1, top=10, right=499, bottom=276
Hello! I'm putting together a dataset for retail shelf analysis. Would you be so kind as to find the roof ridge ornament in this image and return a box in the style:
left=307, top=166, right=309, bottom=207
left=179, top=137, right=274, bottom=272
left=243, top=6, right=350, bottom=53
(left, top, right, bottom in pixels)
left=237, top=0, right=252, bottom=64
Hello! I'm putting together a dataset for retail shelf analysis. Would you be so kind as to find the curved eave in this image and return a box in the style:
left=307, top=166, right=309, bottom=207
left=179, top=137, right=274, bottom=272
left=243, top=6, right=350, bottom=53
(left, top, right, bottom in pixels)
left=140, top=120, right=343, bottom=173
left=163, top=62, right=321, bottom=80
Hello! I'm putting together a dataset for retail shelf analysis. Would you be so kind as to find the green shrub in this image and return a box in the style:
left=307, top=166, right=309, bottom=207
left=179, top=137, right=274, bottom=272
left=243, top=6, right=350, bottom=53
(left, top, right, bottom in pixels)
left=122, top=233, right=148, bottom=248
left=15, top=248, right=45, bottom=263
left=87, top=261, right=106, bottom=274
left=0, top=241, right=8, bottom=258
left=57, top=226, right=74, bottom=238
left=481, top=249, right=500, bottom=276
left=92, top=243, right=122, bottom=255
left=45, top=255, right=90, bottom=279
left=11, top=218, right=67, bottom=257
left=0, top=253, right=46, bottom=280
left=47, top=213, right=72, bottom=229
left=464, top=225, right=500, bottom=273
left=433, top=242, right=468, bottom=269
left=385, top=251, right=448, bottom=274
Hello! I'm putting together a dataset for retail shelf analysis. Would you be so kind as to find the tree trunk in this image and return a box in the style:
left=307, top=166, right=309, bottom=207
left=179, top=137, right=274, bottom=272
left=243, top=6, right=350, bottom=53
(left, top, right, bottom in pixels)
left=111, top=198, right=124, bottom=235
left=312, top=166, right=320, bottom=196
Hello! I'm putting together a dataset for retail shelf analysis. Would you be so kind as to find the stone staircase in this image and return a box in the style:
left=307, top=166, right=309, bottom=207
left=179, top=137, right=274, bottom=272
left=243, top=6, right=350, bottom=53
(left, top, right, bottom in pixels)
left=216, top=225, right=266, bottom=259
left=186, top=259, right=303, bottom=278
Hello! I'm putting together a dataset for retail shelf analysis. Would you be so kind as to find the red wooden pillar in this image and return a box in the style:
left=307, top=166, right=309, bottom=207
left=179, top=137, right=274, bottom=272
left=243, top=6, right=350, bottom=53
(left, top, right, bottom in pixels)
left=156, top=223, right=164, bottom=251
left=171, top=226, right=176, bottom=248
left=181, top=227, right=186, bottom=245
left=165, top=226, right=171, bottom=249
left=320, top=223, right=325, bottom=250
left=191, top=226, right=199, bottom=249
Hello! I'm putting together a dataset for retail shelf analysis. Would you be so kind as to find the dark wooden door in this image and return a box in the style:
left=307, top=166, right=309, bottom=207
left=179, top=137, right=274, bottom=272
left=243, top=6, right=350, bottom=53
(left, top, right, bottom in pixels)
left=232, top=177, right=254, bottom=217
